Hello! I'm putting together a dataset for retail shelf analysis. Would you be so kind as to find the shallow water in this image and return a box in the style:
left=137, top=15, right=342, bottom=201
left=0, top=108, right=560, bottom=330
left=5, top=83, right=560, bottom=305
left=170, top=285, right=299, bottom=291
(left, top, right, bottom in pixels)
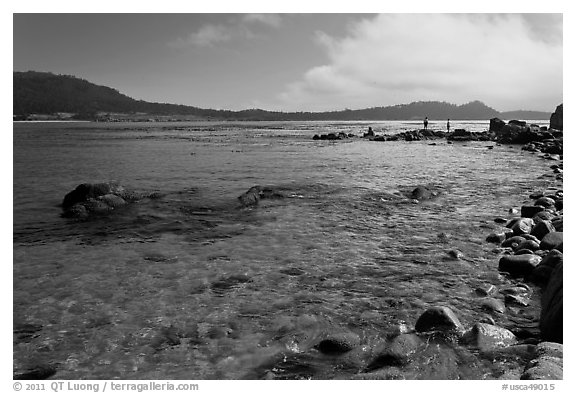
left=13, top=120, right=557, bottom=379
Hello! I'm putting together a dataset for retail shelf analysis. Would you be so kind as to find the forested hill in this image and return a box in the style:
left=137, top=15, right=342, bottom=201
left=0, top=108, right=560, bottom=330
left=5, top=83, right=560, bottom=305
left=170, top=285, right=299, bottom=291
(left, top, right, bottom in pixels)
left=13, top=71, right=551, bottom=121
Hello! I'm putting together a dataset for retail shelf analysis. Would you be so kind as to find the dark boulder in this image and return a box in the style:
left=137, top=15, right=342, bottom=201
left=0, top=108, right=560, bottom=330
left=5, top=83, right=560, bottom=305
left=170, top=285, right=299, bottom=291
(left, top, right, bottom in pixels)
left=315, top=332, right=361, bottom=354
left=62, top=182, right=123, bottom=209
left=238, top=185, right=284, bottom=207
left=415, top=306, right=464, bottom=334
left=530, top=220, right=556, bottom=241
left=540, top=232, right=563, bottom=251
left=549, top=104, right=563, bottom=131
left=540, top=262, right=563, bottom=343
left=409, top=186, right=438, bottom=201
left=530, top=249, right=562, bottom=286
left=498, top=254, right=542, bottom=277
left=61, top=182, right=146, bottom=218
left=521, top=205, right=545, bottom=218
left=489, top=118, right=505, bottom=133
left=534, top=197, right=556, bottom=209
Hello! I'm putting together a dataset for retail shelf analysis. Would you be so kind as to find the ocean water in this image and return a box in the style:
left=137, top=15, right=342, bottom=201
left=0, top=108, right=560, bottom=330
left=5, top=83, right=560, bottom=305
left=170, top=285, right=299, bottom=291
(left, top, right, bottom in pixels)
left=13, top=120, right=557, bottom=380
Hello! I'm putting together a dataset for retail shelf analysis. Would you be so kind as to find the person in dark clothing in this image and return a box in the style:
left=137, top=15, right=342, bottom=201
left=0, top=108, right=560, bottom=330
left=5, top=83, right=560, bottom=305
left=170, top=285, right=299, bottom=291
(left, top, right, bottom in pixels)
left=424, top=117, right=429, bottom=130
left=447, top=119, right=451, bottom=132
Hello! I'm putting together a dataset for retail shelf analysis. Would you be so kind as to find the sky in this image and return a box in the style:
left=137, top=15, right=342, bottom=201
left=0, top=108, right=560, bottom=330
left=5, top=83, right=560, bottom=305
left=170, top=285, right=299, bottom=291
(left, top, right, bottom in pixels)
left=13, top=11, right=563, bottom=112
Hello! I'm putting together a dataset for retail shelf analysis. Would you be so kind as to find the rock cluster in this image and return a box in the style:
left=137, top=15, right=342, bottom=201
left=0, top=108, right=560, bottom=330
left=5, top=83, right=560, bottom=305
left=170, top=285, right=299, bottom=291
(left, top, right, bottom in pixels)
left=486, top=178, right=563, bottom=346
left=489, top=118, right=563, bottom=150
left=61, top=182, right=161, bottom=218
left=238, top=185, right=285, bottom=207
left=312, top=132, right=355, bottom=140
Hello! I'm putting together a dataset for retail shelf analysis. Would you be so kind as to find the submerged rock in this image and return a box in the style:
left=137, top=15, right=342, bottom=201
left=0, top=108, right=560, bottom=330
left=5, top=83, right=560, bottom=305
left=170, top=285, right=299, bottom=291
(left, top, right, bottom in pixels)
left=408, top=185, right=438, bottom=201
left=366, top=333, right=423, bottom=369
left=238, top=185, right=285, bottom=207
left=315, top=332, right=361, bottom=354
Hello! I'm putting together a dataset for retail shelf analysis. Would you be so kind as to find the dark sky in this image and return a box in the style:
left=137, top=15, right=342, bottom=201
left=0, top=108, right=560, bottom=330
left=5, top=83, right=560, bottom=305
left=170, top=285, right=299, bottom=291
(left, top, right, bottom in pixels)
left=13, top=12, right=563, bottom=111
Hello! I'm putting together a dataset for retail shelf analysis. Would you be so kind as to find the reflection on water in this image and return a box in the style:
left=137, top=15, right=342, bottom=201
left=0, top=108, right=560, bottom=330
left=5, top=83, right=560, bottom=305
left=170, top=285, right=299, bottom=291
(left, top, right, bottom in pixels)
left=13, top=120, right=556, bottom=379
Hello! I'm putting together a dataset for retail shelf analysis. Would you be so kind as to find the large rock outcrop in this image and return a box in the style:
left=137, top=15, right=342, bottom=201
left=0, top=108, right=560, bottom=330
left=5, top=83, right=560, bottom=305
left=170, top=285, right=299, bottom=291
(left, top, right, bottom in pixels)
left=61, top=182, right=159, bottom=218
left=549, top=104, right=563, bottom=131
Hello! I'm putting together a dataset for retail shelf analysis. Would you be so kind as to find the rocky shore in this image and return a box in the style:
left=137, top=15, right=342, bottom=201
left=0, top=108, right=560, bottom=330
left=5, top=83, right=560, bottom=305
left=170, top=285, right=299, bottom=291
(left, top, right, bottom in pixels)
left=48, top=107, right=562, bottom=380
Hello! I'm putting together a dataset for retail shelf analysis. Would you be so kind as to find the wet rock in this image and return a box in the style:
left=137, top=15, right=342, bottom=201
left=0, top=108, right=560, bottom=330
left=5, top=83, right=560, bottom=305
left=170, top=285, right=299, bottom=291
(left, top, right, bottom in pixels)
left=486, top=232, right=507, bottom=244
left=521, top=356, right=562, bottom=380
left=530, top=220, right=556, bottom=240
left=475, top=284, right=497, bottom=297
left=238, top=185, right=284, bottom=207
left=514, top=249, right=534, bottom=256
left=447, top=249, right=464, bottom=259
left=498, top=254, right=542, bottom=277
left=315, top=332, right=361, bottom=354
left=532, top=210, right=555, bottom=224
left=462, top=323, right=517, bottom=352
left=366, top=333, right=423, bottom=369
left=61, top=182, right=153, bottom=218
left=504, top=294, right=530, bottom=307
left=99, top=193, right=127, bottom=208
left=534, top=197, right=556, bottom=209
left=479, top=298, right=506, bottom=314
left=551, top=217, right=562, bottom=232
left=515, top=239, right=540, bottom=253
left=62, top=182, right=122, bottom=209
left=521, top=205, right=545, bottom=218
left=502, top=235, right=526, bottom=249
left=530, top=249, right=562, bottom=286
left=540, top=232, right=563, bottom=250
left=510, top=218, right=535, bottom=236
left=535, top=341, right=563, bottom=359
left=540, top=262, right=562, bottom=343
left=415, top=306, right=464, bottom=334
left=494, top=217, right=508, bottom=224
left=409, top=186, right=437, bottom=200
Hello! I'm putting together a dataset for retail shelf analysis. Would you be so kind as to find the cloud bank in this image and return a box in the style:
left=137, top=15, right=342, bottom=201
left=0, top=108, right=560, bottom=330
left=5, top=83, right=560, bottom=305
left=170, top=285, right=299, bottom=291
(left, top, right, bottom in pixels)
left=278, top=14, right=562, bottom=111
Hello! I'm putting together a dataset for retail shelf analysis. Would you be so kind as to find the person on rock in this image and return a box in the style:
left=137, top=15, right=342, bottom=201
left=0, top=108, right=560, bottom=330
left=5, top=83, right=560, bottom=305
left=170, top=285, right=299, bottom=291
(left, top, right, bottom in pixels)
left=424, top=117, right=429, bottom=130
left=447, top=119, right=451, bottom=132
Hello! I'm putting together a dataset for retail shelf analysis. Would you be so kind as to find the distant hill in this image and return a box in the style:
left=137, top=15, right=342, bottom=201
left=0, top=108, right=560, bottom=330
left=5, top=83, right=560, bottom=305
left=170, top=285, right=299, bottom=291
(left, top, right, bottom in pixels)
left=13, top=71, right=552, bottom=121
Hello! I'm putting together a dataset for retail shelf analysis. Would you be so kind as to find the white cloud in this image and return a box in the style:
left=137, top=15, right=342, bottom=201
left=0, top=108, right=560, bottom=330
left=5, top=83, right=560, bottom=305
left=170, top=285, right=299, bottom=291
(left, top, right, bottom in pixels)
left=168, top=24, right=237, bottom=48
left=168, top=14, right=282, bottom=49
left=242, top=13, right=282, bottom=28
left=278, top=14, right=563, bottom=111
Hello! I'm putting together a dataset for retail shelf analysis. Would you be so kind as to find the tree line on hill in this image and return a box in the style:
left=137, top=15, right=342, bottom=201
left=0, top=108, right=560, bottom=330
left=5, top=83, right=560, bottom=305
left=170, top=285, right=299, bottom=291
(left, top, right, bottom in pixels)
left=13, top=71, right=551, bottom=121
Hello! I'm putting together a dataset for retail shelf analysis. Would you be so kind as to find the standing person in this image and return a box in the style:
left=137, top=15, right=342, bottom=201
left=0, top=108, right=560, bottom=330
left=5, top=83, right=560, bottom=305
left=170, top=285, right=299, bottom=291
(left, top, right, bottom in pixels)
left=447, top=119, right=451, bottom=132
left=424, top=117, right=429, bottom=130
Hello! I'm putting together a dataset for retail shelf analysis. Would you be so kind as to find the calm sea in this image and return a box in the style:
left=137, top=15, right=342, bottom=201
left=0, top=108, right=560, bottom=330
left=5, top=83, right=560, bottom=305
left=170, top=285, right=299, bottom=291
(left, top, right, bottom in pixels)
left=13, top=120, right=556, bottom=379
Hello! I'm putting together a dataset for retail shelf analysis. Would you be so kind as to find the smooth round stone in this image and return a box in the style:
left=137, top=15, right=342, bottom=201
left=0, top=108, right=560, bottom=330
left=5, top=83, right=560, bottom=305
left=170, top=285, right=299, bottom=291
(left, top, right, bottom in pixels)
left=534, top=197, right=556, bottom=209
left=315, top=332, right=361, bottom=354
left=498, top=254, right=542, bottom=277
left=479, top=298, right=506, bottom=314
left=540, top=232, right=563, bottom=250
left=415, top=306, right=464, bottom=334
